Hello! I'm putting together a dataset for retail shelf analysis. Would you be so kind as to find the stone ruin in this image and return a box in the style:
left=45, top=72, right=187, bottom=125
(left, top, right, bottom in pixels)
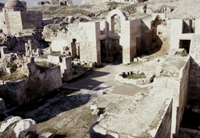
left=82, top=0, right=147, bottom=4
left=38, top=0, right=73, bottom=6
left=1, top=0, right=200, bottom=137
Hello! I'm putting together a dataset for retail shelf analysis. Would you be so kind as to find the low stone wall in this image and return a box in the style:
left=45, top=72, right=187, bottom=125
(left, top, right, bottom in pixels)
left=115, top=71, right=155, bottom=85
left=0, top=59, right=62, bottom=106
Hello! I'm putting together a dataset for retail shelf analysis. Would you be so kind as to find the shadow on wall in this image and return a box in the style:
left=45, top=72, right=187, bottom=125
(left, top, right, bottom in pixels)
left=149, top=15, right=164, bottom=54
left=180, top=57, right=200, bottom=131
left=136, top=18, right=164, bottom=58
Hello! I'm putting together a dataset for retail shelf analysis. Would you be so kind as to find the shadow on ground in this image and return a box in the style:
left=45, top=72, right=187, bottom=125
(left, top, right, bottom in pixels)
left=65, top=69, right=110, bottom=90
left=8, top=88, right=91, bottom=123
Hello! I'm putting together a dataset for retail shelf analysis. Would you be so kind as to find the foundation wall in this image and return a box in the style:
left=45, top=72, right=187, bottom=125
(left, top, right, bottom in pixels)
left=0, top=63, right=62, bottom=105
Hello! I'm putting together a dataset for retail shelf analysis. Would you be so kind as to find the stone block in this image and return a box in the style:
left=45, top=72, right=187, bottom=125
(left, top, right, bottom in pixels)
left=5, top=67, right=12, bottom=74
left=14, top=119, right=37, bottom=138
left=145, top=74, right=155, bottom=84
left=92, top=109, right=100, bottom=115
left=107, top=130, right=119, bottom=138
left=38, top=132, right=54, bottom=138
left=90, top=105, right=98, bottom=110
left=0, top=116, right=22, bottom=133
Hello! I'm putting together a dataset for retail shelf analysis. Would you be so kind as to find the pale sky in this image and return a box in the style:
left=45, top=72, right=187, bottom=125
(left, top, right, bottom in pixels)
left=0, top=0, right=83, bottom=7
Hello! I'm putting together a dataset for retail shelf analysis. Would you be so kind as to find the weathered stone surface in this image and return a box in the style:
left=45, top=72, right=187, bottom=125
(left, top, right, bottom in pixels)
left=92, top=109, right=100, bottom=115
left=90, top=105, right=98, bottom=110
left=38, top=132, right=54, bottom=138
left=14, top=119, right=37, bottom=138
left=0, top=116, right=22, bottom=133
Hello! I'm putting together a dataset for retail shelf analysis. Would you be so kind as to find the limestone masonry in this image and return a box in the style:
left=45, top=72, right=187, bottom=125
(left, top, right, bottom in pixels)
left=0, top=0, right=200, bottom=138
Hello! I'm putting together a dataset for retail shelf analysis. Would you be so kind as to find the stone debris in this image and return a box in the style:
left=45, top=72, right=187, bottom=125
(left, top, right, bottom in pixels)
left=38, top=132, right=54, bottom=138
left=14, top=119, right=37, bottom=138
left=0, top=116, right=22, bottom=133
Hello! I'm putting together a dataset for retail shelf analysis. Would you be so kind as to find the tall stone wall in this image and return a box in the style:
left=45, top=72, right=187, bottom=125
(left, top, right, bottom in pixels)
left=151, top=56, right=190, bottom=136
left=0, top=12, right=24, bottom=35
left=130, top=20, right=141, bottom=60
left=79, top=22, right=99, bottom=65
left=0, top=60, right=62, bottom=106
left=177, top=56, right=190, bottom=133
left=21, top=11, right=43, bottom=30
left=7, top=12, right=23, bottom=35
left=170, top=19, right=183, bottom=50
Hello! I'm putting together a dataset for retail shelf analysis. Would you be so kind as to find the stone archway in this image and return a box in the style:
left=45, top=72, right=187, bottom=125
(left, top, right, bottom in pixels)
left=106, top=9, right=128, bottom=33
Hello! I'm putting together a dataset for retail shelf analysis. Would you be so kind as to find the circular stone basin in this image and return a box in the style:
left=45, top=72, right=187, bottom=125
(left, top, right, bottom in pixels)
left=115, top=71, right=155, bottom=85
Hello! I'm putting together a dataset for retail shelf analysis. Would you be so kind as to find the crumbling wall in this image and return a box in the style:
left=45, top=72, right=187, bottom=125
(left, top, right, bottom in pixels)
left=51, top=0, right=59, bottom=5
left=177, top=56, right=190, bottom=133
left=0, top=59, right=62, bottom=106
left=37, top=1, right=51, bottom=6
left=150, top=15, right=170, bottom=52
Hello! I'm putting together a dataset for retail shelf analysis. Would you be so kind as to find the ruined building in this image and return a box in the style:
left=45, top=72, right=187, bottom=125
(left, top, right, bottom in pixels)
left=0, top=0, right=43, bottom=35
left=51, top=0, right=72, bottom=6
left=82, top=0, right=147, bottom=4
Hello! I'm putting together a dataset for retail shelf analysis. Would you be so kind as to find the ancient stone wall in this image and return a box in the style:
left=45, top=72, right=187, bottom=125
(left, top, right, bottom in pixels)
left=152, top=56, right=190, bottom=136
left=177, top=56, right=190, bottom=133
left=0, top=59, right=62, bottom=106
left=150, top=15, right=170, bottom=52
left=21, top=11, right=43, bottom=30
left=139, top=20, right=151, bottom=54
left=170, top=19, right=183, bottom=50
left=130, top=20, right=141, bottom=60
left=37, top=1, right=51, bottom=6
left=153, top=98, right=172, bottom=138
left=82, top=0, right=144, bottom=4
left=0, top=12, right=23, bottom=35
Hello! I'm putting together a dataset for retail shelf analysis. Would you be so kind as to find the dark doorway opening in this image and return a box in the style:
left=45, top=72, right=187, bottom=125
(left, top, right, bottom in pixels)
left=100, top=39, right=107, bottom=63
left=179, top=40, right=191, bottom=53
left=100, top=39, right=121, bottom=64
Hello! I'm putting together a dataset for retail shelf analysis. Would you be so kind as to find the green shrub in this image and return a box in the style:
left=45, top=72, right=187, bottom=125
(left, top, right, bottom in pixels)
left=125, top=72, right=146, bottom=79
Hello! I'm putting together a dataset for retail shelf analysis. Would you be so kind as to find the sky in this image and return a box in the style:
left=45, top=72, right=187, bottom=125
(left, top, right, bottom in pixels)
left=0, top=0, right=83, bottom=7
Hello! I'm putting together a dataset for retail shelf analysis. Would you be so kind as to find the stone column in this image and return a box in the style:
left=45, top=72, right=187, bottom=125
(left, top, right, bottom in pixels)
left=63, top=56, right=73, bottom=81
